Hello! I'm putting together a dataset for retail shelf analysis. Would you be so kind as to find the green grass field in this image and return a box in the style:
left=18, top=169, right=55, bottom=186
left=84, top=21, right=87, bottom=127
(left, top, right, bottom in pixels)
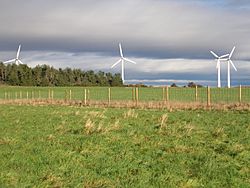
left=0, top=105, right=249, bottom=187
left=1, top=86, right=250, bottom=104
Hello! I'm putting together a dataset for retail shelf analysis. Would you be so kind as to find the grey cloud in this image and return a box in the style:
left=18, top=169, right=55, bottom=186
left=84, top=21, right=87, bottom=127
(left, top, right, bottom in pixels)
left=226, top=0, right=250, bottom=7
left=0, top=0, right=250, bottom=60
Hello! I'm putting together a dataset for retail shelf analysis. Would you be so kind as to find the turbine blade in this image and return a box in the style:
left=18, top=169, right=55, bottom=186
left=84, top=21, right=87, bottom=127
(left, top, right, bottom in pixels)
left=210, top=51, right=219, bottom=58
left=17, top=45, right=21, bottom=58
left=219, top=58, right=228, bottom=61
left=119, top=43, right=123, bottom=58
left=111, top=59, right=121, bottom=68
left=229, top=60, right=237, bottom=71
left=18, top=60, right=23, bottom=64
left=124, top=57, right=137, bottom=64
left=229, top=46, right=235, bottom=59
left=3, top=59, right=16, bottom=64
left=220, top=54, right=229, bottom=58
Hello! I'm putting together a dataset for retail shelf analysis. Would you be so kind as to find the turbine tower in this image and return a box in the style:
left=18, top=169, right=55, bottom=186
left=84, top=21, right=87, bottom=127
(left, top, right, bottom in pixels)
left=225, top=46, right=237, bottom=88
left=3, top=45, right=24, bottom=65
left=111, top=43, right=136, bottom=84
left=210, top=50, right=229, bottom=88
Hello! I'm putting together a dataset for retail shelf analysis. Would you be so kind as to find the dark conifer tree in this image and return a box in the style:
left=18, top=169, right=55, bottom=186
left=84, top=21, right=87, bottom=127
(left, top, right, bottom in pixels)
left=0, top=64, right=123, bottom=87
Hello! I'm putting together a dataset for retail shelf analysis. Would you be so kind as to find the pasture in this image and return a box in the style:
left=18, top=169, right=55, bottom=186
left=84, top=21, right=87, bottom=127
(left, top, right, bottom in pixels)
left=0, top=105, right=249, bottom=187
left=0, top=86, right=250, bottom=105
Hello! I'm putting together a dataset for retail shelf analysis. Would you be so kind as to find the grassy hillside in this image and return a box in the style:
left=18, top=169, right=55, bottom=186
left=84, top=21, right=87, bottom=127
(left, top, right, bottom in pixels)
left=0, top=105, right=250, bottom=187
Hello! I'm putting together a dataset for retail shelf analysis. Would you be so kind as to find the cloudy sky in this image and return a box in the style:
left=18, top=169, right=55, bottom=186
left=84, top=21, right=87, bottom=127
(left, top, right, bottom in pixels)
left=0, top=0, right=250, bottom=86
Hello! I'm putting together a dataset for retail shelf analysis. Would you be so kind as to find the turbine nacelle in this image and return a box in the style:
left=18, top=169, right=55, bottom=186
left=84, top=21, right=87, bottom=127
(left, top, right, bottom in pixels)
left=210, top=51, right=229, bottom=69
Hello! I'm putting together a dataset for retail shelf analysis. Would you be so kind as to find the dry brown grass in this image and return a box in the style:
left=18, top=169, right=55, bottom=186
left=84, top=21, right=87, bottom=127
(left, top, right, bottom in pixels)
left=159, top=113, right=168, bottom=130
left=184, top=124, right=196, bottom=136
left=0, top=137, right=15, bottom=145
left=0, top=99, right=250, bottom=111
left=83, top=179, right=114, bottom=188
left=212, top=127, right=225, bottom=137
left=87, top=111, right=106, bottom=119
left=96, top=123, right=103, bottom=133
left=108, top=120, right=121, bottom=132
left=180, top=178, right=200, bottom=188
left=74, top=110, right=80, bottom=116
left=84, top=119, right=96, bottom=135
left=42, top=173, right=63, bottom=188
left=231, top=143, right=245, bottom=153
left=47, top=134, right=55, bottom=141
left=82, top=115, right=122, bottom=135
left=123, top=109, right=138, bottom=118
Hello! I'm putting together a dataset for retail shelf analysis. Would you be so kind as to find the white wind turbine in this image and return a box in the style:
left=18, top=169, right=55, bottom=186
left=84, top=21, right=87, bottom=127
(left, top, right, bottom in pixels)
left=225, top=46, right=237, bottom=88
left=111, top=43, right=137, bottom=84
left=3, top=45, right=24, bottom=65
left=210, top=50, right=229, bottom=88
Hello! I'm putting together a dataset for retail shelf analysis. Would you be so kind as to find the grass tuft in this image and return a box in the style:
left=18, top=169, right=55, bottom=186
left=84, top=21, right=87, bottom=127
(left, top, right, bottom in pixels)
left=184, top=124, right=196, bottom=136
left=41, top=174, right=63, bottom=188
left=84, top=119, right=96, bottom=135
left=212, top=127, right=225, bottom=138
left=75, top=110, right=80, bottom=116
left=0, top=137, right=15, bottom=145
left=159, top=113, right=168, bottom=130
left=123, top=109, right=138, bottom=118
left=87, top=111, right=106, bottom=119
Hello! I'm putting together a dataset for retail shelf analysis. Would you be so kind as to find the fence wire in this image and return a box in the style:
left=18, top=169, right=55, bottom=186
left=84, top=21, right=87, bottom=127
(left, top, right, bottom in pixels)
left=1, top=86, right=250, bottom=104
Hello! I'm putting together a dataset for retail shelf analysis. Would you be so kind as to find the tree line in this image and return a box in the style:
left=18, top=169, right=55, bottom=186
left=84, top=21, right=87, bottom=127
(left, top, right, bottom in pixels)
left=170, top=82, right=203, bottom=88
left=0, top=63, right=123, bottom=87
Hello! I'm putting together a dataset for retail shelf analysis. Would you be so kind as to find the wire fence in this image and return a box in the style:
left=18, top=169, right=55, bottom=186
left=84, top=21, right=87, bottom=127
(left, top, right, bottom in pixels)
left=0, top=86, right=250, bottom=105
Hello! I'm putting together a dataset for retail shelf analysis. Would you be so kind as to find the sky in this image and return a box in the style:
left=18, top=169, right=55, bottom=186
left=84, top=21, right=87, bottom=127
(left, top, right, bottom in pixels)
left=0, top=0, right=250, bottom=86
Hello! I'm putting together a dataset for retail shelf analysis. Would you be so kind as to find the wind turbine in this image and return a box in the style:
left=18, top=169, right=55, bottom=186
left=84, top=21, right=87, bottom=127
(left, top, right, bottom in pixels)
left=210, top=50, right=229, bottom=88
left=225, top=46, right=237, bottom=88
left=111, top=43, right=136, bottom=84
left=3, top=45, right=24, bottom=65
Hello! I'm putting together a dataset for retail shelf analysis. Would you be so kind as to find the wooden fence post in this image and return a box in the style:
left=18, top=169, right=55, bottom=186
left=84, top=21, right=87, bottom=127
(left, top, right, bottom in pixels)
left=26, top=91, right=29, bottom=100
left=51, top=90, right=54, bottom=100
left=162, top=87, right=165, bottom=101
left=207, top=86, right=211, bottom=107
left=32, top=91, right=34, bottom=100
left=132, top=88, right=135, bottom=101
left=239, top=85, right=242, bottom=103
left=108, top=88, right=111, bottom=106
left=38, top=90, right=41, bottom=99
left=20, top=91, right=22, bottom=99
left=48, top=89, right=50, bottom=99
left=87, top=89, right=90, bottom=101
left=69, top=90, right=72, bottom=100
left=64, top=90, right=67, bottom=101
left=84, top=89, right=87, bottom=105
left=5, top=92, right=7, bottom=100
left=15, top=92, right=18, bottom=100
left=166, top=86, right=169, bottom=102
left=136, top=87, right=139, bottom=106
left=195, top=85, right=198, bottom=102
